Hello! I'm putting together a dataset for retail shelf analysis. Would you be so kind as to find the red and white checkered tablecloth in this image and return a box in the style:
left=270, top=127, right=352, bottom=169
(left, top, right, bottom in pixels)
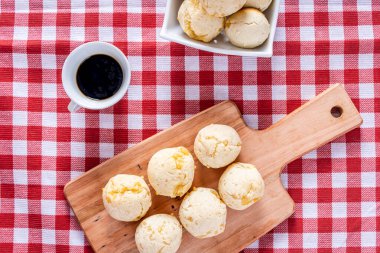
left=0, top=0, right=379, bottom=252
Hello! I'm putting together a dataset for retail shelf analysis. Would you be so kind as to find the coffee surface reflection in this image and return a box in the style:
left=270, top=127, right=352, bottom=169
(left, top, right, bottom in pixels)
left=76, top=54, right=123, bottom=100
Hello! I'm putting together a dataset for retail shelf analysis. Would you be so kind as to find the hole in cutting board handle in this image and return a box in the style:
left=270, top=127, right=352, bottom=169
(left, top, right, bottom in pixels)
left=330, top=106, right=343, bottom=118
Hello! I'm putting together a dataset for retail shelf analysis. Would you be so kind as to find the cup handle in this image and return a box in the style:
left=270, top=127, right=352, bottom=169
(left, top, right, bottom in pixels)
left=68, top=101, right=81, bottom=112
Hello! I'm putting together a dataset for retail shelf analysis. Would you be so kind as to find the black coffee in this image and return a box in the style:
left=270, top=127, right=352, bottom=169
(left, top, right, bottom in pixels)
left=76, top=54, right=123, bottom=100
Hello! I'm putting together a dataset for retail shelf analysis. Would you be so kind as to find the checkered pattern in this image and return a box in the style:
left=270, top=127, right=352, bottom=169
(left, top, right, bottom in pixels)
left=0, top=0, right=379, bottom=252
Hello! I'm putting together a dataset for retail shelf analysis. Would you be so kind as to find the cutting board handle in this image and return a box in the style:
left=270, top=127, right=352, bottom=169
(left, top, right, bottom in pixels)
left=256, top=84, right=362, bottom=175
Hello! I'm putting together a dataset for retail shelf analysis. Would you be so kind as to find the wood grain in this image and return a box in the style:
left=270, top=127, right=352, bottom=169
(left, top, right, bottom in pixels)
left=64, top=84, right=362, bottom=253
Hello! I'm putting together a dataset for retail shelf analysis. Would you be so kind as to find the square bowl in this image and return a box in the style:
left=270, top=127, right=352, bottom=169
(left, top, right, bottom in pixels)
left=160, top=0, right=280, bottom=57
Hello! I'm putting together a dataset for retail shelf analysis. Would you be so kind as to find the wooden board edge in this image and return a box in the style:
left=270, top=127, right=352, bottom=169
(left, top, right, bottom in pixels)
left=235, top=191, right=296, bottom=252
left=63, top=100, right=241, bottom=199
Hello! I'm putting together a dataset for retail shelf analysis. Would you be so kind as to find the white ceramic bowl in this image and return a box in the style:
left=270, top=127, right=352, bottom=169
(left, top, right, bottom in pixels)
left=160, top=0, right=280, bottom=57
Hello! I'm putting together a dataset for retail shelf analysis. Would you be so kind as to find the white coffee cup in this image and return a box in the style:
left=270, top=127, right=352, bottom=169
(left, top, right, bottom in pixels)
left=62, top=41, right=131, bottom=112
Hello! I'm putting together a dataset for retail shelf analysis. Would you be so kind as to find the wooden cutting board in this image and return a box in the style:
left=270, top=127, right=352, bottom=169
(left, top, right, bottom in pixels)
left=64, top=84, right=362, bottom=253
